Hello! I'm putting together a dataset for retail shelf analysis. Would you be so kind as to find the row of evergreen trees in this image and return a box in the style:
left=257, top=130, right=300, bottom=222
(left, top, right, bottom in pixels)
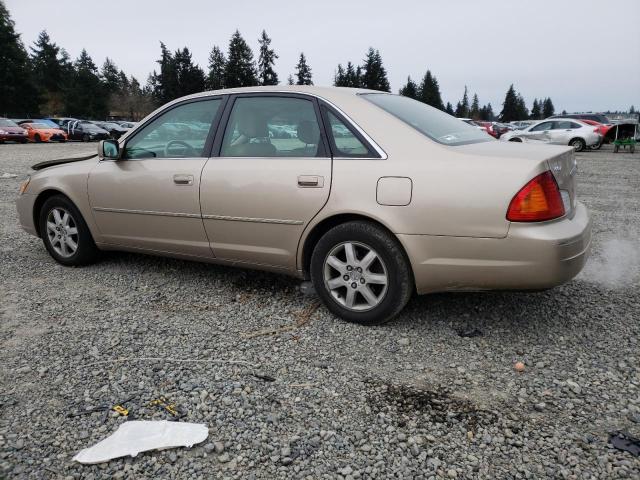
left=0, top=0, right=564, bottom=122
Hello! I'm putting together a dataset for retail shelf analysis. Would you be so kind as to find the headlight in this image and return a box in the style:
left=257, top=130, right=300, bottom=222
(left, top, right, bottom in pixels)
left=19, top=176, right=31, bottom=195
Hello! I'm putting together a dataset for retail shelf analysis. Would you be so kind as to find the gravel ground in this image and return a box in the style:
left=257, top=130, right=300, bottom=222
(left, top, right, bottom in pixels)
left=1, top=142, right=639, bottom=479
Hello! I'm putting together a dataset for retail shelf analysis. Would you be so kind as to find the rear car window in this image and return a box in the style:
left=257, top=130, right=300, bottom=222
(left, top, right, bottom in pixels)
left=361, top=93, right=492, bottom=146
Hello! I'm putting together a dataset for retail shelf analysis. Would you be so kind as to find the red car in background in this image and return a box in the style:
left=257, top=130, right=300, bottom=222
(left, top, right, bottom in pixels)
left=21, top=122, right=68, bottom=143
left=568, top=119, right=611, bottom=149
left=473, top=121, right=512, bottom=139
left=0, top=118, right=28, bottom=143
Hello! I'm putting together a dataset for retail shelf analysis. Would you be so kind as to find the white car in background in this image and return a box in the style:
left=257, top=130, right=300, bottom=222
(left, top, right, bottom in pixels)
left=500, top=119, right=601, bottom=152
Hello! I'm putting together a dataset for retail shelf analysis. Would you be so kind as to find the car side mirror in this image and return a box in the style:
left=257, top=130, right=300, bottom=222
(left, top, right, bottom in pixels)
left=99, top=139, right=120, bottom=160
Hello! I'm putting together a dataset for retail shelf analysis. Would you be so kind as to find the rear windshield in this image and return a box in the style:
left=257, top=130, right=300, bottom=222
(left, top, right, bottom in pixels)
left=362, top=93, right=492, bottom=146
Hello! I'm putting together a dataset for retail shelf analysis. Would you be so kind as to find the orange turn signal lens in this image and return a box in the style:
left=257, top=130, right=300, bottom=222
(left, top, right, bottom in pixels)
left=19, top=176, right=30, bottom=195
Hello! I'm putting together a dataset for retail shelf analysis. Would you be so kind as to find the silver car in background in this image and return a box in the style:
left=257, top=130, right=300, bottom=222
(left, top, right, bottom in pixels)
left=501, top=119, right=601, bottom=151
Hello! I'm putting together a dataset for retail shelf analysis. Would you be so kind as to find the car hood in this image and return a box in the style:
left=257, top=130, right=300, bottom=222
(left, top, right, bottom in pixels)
left=32, top=153, right=98, bottom=171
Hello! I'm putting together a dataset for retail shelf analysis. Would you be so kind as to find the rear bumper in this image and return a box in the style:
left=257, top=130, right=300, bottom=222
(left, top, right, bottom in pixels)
left=399, top=202, right=592, bottom=294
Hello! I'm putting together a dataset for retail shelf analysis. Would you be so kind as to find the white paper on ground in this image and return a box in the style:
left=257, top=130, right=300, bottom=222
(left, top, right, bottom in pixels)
left=72, top=420, right=209, bottom=464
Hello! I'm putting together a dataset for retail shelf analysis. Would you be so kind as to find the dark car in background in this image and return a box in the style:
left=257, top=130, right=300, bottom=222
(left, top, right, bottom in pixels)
left=62, top=121, right=110, bottom=142
left=0, top=118, right=28, bottom=143
left=549, top=113, right=611, bottom=125
left=91, top=121, right=129, bottom=139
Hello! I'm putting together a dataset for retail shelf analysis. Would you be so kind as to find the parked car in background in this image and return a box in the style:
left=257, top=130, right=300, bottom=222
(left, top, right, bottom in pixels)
left=509, top=120, right=537, bottom=130
left=117, top=121, right=137, bottom=129
left=556, top=119, right=612, bottom=149
left=549, top=113, right=611, bottom=125
left=91, top=121, right=128, bottom=139
left=473, top=121, right=513, bottom=139
left=17, top=119, right=61, bottom=129
left=21, top=122, right=68, bottom=143
left=0, top=118, right=28, bottom=143
left=16, top=86, right=591, bottom=325
left=63, top=121, right=110, bottom=142
left=500, top=119, right=601, bottom=151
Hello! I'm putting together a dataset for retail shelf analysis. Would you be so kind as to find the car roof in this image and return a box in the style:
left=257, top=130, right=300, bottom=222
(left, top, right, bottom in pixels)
left=164, top=85, right=385, bottom=108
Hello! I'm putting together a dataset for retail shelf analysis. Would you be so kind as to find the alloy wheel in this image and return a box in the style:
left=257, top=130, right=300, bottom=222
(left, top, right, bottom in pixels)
left=46, top=207, right=79, bottom=258
left=323, top=241, right=389, bottom=312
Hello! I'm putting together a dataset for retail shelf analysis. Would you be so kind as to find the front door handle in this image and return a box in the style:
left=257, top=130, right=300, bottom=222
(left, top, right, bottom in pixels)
left=173, top=174, right=194, bottom=186
left=298, top=175, right=324, bottom=188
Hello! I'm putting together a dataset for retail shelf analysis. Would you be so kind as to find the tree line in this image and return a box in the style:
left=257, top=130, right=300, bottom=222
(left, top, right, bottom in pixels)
left=3, top=1, right=631, bottom=123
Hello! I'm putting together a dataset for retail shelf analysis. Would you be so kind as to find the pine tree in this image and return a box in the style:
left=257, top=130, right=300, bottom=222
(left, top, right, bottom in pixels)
left=206, top=46, right=226, bottom=90
left=399, top=76, right=418, bottom=99
left=516, top=94, right=529, bottom=120
left=287, top=74, right=294, bottom=85
left=257, top=30, right=278, bottom=86
left=479, top=103, right=495, bottom=121
left=470, top=93, right=480, bottom=119
left=542, top=97, right=555, bottom=118
left=64, top=49, right=108, bottom=118
left=345, top=62, right=361, bottom=88
left=174, top=47, right=206, bottom=97
left=445, top=102, right=455, bottom=115
left=224, top=30, right=258, bottom=88
left=334, top=64, right=347, bottom=87
left=148, top=42, right=178, bottom=105
left=455, top=86, right=469, bottom=117
left=295, top=52, right=312, bottom=85
left=530, top=98, right=541, bottom=120
left=29, top=30, right=71, bottom=114
left=630, top=105, right=636, bottom=114
left=499, top=84, right=519, bottom=122
left=417, top=70, right=444, bottom=110
left=360, top=48, right=390, bottom=92
left=0, top=1, right=38, bottom=116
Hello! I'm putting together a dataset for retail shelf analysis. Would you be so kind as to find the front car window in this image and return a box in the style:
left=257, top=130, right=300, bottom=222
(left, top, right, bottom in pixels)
left=125, top=99, right=221, bottom=159
left=221, top=96, right=322, bottom=158
left=362, top=93, right=491, bottom=146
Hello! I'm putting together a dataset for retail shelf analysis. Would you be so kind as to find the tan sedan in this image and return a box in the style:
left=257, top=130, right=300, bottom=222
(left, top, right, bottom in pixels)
left=16, top=86, right=591, bottom=325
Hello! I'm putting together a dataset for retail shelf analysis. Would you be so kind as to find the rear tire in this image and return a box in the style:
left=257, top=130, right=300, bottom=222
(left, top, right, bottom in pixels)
left=589, top=142, right=602, bottom=150
left=38, top=195, right=100, bottom=266
left=569, top=138, right=586, bottom=152
left=82, top=134, right=90, bottom=142
left=34, top=134, right=41, bottom=143
left=310, top=221, right=413, bottom=325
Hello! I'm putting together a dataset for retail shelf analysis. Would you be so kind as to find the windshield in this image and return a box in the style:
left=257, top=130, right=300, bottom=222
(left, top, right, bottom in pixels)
left=29, top=123, right=52, bottom=129
left=362, top=93, right=492, bottom=146
left=0, top=119, right=19, bottom=127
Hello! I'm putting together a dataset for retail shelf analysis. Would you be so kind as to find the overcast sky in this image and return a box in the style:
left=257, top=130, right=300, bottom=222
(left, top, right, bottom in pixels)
left=6, top=0, right=640, bottom=113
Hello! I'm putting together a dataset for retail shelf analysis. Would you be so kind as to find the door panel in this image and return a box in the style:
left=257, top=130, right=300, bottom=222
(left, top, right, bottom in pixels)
left=200, top=158, right=330, bottom=269
left=88, top=159, right=211, bottom=256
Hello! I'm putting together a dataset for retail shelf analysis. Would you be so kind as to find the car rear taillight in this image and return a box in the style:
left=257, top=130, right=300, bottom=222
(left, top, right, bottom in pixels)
left=593, top=128, right=600, bottom=133
left=506, top=171, right=565, bottom=222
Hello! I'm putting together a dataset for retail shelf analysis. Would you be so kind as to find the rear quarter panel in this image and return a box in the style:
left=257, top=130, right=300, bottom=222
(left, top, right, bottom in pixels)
left=307, top=95, right=549, bottom=236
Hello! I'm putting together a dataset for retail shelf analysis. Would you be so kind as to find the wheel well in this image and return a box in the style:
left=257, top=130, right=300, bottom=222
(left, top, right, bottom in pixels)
left=301, top=213, right=403, bottom=278
left=32, top=189, right=67, bottom=237
left=509, top=137, right=522, bottom=142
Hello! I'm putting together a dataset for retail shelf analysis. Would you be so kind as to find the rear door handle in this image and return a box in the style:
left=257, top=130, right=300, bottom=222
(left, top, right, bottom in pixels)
left=298, top=175, right=324, bottom=188
left=173, top=174, right=194, bottom=185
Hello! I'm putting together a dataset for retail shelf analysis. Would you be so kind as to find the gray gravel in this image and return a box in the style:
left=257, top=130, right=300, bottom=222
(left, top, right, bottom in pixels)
left=1, top=142, right=639, bottom=479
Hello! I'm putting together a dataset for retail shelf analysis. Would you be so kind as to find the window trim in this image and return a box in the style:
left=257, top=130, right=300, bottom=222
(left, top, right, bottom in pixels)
left=319, top=103, right=381, bottom=159
left=120, top=95, right=227, bottom=161
left=210, top=92, right=330, bottom=159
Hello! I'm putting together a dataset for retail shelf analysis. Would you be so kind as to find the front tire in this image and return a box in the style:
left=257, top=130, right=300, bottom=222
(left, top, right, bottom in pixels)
left=310, top=221, right=413, bottom=325
left=82, top=134, right=90, bottom=142
left=39, top=195, right=100, bottom=266
left=34, top=134, right=42, bottom=143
